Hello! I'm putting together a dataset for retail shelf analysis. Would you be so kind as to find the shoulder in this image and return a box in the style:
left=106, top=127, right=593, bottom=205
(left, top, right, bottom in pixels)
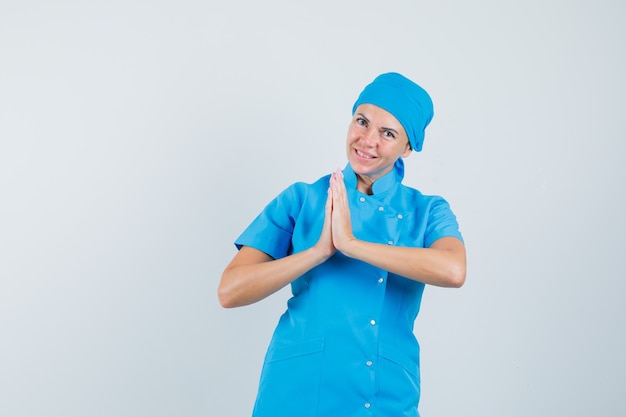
left=271, top=173, right=332, bottom=208
left=282, top=173, right=331, bottom=197
left=397, top=183, right=453, bottom=210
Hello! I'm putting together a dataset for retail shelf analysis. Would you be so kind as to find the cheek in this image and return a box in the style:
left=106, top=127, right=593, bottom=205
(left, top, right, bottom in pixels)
left=346, top=127, right=358, bottom=144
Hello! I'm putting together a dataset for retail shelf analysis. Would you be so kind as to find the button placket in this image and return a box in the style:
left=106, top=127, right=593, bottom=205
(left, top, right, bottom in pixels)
left=353, top=195, right=395, bottom=414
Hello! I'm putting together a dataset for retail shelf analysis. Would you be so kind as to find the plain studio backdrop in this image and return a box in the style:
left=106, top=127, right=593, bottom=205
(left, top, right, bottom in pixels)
left=1, top=1, right=624, bottom=416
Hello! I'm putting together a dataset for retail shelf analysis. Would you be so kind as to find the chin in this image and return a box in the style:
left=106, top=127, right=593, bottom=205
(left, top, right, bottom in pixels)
left=352, top=165, right=381, bottom=179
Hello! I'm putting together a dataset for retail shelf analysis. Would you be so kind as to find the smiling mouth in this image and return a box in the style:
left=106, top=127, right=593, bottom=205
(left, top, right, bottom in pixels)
left=356, top=149, right=376, bottom=159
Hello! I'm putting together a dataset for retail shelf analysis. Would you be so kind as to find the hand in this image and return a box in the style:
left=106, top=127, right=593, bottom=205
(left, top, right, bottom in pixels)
left=329, top=168, right=356, bottom=252
left=313, top=182, right=336, bottom=260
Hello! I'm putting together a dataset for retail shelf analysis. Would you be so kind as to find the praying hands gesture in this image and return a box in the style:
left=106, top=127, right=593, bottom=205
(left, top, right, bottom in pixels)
left=315, top=169, right=355, bottom=260
left=219, top=168, right=466, bottom=308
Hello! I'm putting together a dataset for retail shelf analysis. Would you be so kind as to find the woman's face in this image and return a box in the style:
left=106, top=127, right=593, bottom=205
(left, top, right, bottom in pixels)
left=346, top=103, right=412, bottom=186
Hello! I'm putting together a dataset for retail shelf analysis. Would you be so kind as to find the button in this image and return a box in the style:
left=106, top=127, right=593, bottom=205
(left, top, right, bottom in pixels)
left=378, top=206, right=384, bottom=211
left=366, top=360, right=373, bottom=366
left=370, top=319, right=376, bottom=325
left=387, top=241, right=394, bottom=245
left=397, top=214, right=403, bottom=219
left=359, top=197, right=365, bottom=202
left=378, top=277, right=384, bottom=283
left=364, top=402, right=371, bottom=409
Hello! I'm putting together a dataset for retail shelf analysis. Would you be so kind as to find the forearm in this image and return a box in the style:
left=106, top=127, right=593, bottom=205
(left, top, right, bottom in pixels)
left=339, top=237, right=466, bottom=288
left=218, top=246, right=331, bottom=308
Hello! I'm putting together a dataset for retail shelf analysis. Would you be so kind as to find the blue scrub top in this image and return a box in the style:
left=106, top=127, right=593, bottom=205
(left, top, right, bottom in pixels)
left=235, top=160, right=463, bottom=417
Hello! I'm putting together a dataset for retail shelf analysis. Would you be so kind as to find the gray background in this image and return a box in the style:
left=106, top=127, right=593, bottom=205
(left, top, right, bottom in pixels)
left=1, top=0, right=625, bottom=416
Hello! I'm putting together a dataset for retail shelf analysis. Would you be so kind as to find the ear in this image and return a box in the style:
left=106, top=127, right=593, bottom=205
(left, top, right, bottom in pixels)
left=401, top=142, right=412, bottom=158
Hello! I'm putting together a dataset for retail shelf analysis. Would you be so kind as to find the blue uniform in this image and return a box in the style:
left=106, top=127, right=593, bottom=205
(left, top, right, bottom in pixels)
left=235, top=160, right=463, bottom=417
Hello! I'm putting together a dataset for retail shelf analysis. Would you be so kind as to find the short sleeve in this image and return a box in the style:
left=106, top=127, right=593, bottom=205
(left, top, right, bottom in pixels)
left=234, top=184, right=304, bottom=260
left=423, top=197, right=464, bottom=247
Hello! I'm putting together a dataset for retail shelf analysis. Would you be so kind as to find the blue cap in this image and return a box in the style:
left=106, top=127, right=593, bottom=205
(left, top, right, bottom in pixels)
left=352, top=72, right=434, bottom=152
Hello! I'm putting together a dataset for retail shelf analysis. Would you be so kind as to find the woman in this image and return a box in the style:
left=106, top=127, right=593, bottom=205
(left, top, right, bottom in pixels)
left=218, top=72, right=466, bottom=417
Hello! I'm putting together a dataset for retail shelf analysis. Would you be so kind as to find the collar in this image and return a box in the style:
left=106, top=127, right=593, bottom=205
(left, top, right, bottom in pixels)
left=342, top=158, right=405, bottom=195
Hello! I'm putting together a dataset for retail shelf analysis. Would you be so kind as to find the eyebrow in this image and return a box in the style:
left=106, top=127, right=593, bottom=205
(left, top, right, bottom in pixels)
left=381, top=127, right=400, bottom=135
left=356, top=113, right=370, bottom=123
left=356, top=112, right=400, bottom=135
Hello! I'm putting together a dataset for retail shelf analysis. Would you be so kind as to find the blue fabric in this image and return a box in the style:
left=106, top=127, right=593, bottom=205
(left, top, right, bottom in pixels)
left=235, top=161, right=463, bottom=417
left=352, top=73, right=434, bottom=152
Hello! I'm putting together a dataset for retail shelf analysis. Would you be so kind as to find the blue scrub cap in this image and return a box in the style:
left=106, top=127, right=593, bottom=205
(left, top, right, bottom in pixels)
left=352, top=72, right=434, bottom=152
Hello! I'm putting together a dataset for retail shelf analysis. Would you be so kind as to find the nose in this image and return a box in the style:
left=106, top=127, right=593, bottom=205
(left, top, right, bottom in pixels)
left=359, top=128, right=378, bottom=147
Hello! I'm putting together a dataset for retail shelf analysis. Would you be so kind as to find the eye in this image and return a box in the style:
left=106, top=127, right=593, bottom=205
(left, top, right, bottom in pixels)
left=382, top=130, right=396, bottom=140
left=356, top=117, right=367, bottom=127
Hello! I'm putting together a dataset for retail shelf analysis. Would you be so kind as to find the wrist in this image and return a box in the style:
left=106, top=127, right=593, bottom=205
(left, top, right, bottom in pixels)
left=310, top=242, right=335, bottom=264
left=336, top=236, right=359, bottom=258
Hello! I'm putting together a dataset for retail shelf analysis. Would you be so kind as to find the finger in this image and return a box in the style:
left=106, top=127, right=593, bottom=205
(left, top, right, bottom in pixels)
left=325, top=184, right=333, bottom=216
left=330, top=170, right=342, bottom=193
left=336, top=174, right=347, bottom=203
left=331, top=171, right=348, bottom=210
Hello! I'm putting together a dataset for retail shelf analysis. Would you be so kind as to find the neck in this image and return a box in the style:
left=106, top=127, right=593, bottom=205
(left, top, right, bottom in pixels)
left=356, top=175, right=374, bottom=195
